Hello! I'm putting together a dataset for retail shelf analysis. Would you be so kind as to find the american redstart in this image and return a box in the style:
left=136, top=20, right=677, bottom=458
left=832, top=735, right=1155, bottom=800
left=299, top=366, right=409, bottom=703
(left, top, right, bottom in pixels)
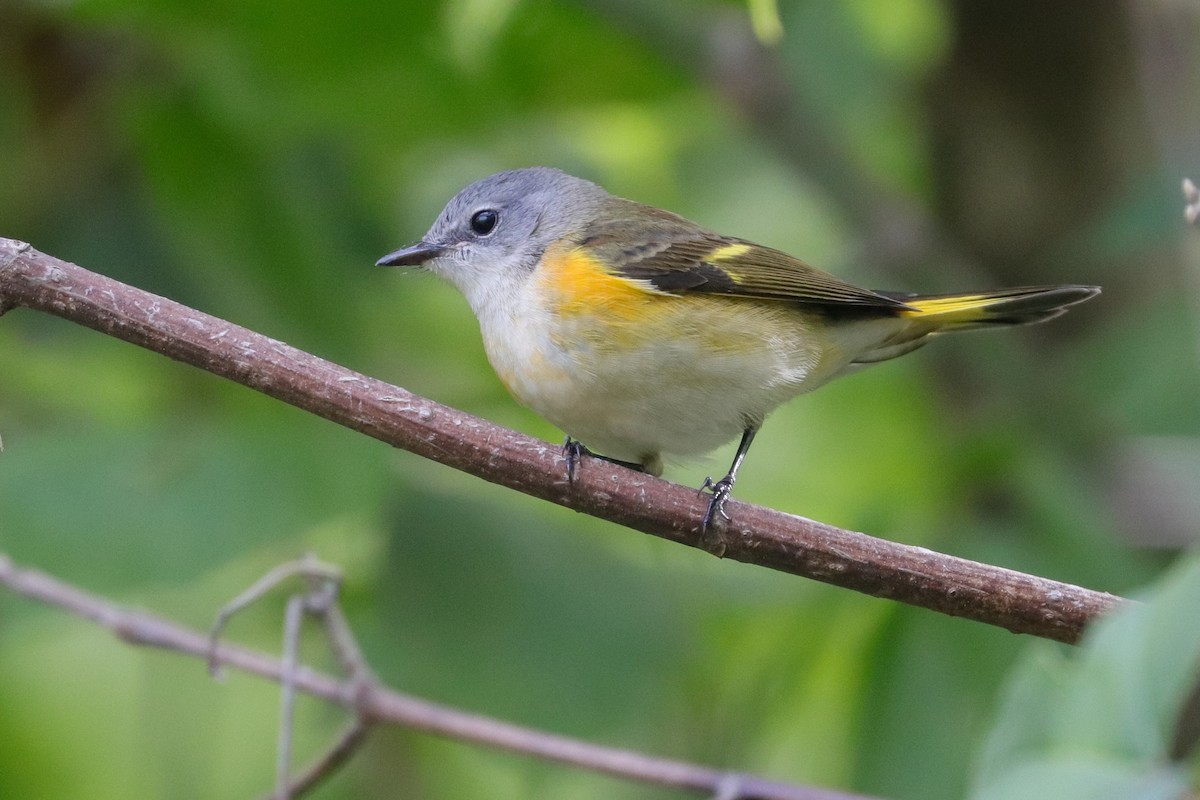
left=378, top=167, right=1099, bottom=531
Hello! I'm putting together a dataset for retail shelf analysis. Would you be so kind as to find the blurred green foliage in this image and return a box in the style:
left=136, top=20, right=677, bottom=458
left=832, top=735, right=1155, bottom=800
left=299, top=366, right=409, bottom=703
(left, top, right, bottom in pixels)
left=975, top=556, right=1200, bottom=800
left=1, top=1, right=1198, bottom=798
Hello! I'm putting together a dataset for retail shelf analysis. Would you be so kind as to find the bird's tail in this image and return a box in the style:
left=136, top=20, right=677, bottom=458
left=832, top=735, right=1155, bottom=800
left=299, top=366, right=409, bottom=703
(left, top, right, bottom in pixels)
left=851, top=284, right=1099, bottom=364
left=890, top=284, right=1101, bottom=331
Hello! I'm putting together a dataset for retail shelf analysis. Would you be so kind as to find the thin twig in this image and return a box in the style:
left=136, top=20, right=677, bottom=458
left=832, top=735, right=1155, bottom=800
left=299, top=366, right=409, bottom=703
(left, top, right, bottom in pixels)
left=277, top=593, right=306, bottom=798
left=209, top=556, right=341, bottom=678
left=209, top=555, right=370, bottom=798
left=0, top=238, right=1122, bottom=642
left=0, top=552, right=876, bottom=800
left=714, top=773, right=748, bottom=800
left=271, top=719, right=373, bottom=800
left=1184, top=178, right=1200, bottom=226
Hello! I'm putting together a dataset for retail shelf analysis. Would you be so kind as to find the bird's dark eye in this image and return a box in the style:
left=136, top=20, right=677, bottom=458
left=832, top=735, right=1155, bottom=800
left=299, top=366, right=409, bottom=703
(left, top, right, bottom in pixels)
left=470, top=209, right=498, bottom=236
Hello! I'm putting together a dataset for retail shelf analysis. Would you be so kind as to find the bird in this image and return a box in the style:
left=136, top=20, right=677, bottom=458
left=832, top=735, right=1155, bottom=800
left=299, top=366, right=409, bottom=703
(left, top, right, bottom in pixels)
left=377, top=167, right=1099, bottom=536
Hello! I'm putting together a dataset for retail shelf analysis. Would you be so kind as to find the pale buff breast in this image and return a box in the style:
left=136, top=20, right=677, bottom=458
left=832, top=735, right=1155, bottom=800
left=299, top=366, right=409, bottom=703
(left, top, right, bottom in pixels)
left=477, top=250, right=856, bottom=467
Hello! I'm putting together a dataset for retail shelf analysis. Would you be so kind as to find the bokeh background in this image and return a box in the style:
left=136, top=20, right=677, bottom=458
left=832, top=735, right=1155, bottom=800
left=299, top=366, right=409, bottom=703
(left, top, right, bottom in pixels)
left=2, top=1, right=1199, bottom=798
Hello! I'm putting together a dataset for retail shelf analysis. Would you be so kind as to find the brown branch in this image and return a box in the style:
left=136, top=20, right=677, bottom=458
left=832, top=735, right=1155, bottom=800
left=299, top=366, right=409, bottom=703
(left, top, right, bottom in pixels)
left=0, top=552, right=877, bottom=800
left=0, top=237, right=1122, bottom=642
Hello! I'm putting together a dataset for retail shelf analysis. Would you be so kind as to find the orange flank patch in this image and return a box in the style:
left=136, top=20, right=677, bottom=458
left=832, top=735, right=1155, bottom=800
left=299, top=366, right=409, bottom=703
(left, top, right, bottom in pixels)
left=537, top=244, right=659, bottom=321
left=533, top=243, right=788, bottom=360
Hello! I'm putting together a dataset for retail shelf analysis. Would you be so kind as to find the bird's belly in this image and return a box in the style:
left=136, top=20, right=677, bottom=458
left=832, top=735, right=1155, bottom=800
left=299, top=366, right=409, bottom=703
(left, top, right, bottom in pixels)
left=482, top=295, right=835, bottom=467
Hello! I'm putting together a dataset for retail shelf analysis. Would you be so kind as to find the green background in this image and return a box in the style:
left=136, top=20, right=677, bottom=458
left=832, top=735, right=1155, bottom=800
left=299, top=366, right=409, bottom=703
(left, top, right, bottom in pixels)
left=2, top=1, right=1198, bottom=798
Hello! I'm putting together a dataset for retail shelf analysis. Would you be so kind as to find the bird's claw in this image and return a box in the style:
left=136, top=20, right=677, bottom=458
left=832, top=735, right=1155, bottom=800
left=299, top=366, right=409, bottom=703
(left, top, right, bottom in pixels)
left=562, top=437, right=647, bottom=484
left=698, top=475, right=736, bottom=556
left=562, top=437, right=588, bottom=484
left=700, top=475, right=734, bottom=526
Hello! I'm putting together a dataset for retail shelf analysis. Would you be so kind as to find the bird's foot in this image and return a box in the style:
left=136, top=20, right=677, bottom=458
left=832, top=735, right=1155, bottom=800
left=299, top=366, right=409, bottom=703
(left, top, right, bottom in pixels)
left=698, top=473, right=736, bottom=556
left=562, top=437, right=588, bottom=484
left=562, top=437, right=645, bottom=484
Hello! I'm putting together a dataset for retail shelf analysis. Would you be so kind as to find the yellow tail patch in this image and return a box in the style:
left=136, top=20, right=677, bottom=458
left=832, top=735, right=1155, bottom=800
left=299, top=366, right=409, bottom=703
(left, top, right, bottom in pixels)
left=900, top=293, right=997, bottom=320
left=894, top=285, right=1099, bottom=328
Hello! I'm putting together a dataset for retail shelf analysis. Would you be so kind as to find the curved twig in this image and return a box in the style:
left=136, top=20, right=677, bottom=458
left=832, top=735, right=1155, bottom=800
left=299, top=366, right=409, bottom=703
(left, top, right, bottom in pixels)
left=0, top=553, right=878, bottom=800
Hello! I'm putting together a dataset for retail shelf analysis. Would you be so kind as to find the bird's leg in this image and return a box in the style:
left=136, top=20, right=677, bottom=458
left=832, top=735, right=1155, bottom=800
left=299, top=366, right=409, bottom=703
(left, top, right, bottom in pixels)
left=562, top=436, right=646, bottom=484
left=699, top=426, right=759, bottom=549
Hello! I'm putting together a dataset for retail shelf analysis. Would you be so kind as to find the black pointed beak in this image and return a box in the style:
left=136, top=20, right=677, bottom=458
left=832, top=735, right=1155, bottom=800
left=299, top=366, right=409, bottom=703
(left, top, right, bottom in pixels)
left=375, top=242, right=445, bottom=267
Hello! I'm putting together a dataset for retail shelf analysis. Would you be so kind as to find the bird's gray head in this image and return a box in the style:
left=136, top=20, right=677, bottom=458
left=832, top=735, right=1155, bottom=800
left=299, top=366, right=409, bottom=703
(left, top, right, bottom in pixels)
left=376, top=167, right=610, bottom=305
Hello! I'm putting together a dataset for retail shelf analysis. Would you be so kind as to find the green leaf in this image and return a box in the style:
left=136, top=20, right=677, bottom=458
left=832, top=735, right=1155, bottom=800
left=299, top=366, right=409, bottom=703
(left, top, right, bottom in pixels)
left=974, top=557, right=1200, bottom=799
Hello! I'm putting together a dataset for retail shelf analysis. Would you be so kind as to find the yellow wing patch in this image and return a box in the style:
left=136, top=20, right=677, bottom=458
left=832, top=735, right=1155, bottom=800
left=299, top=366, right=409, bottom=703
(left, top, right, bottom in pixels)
left=707, top=242, right=753, bottom=263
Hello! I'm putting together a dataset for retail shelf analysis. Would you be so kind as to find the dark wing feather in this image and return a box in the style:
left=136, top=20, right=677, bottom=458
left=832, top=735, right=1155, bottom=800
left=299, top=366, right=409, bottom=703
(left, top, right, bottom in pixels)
left=577, top=200, right=909, bottom=312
